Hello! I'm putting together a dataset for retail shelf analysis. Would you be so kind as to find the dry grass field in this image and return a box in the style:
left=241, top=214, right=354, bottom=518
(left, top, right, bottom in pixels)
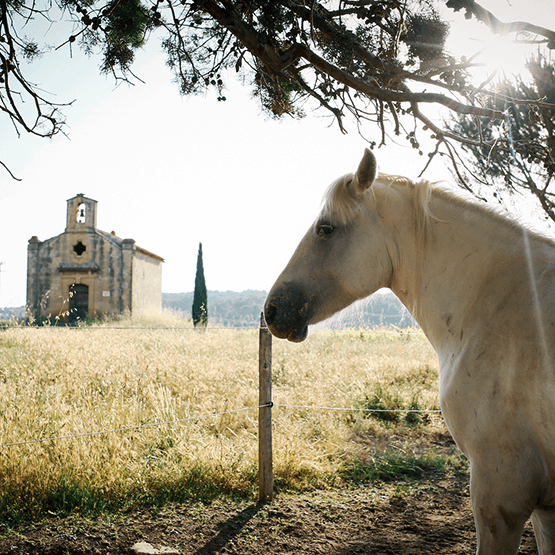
left=0, top=311, right=464, bottom=522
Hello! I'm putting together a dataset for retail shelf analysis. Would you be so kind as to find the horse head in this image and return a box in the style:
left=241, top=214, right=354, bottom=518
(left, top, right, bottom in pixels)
left=264, top=149, right=395, bottom=342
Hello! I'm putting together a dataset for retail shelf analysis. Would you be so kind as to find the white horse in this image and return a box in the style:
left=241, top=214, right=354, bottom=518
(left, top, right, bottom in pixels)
left=264, top=149, right=555, bottom=554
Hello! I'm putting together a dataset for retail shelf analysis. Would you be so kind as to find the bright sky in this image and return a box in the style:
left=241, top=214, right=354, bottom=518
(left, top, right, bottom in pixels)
left=1, top=0, right=554, bottom=308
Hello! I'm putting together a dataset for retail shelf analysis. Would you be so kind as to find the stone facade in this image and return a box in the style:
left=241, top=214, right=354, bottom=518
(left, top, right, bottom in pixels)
left=26, top=194, right=164, bottom=321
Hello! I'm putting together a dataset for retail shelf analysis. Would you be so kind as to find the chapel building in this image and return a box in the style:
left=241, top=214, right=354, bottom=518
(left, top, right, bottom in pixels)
left=26, top=194, right=164, bottom=322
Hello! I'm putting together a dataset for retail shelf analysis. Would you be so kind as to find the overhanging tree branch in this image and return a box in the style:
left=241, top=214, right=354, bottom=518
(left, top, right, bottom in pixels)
left=446, top=0, right=555, bottom=43
left=1, top=0, right=555, bottom=226
left=198, top=0, right=505, bottom=120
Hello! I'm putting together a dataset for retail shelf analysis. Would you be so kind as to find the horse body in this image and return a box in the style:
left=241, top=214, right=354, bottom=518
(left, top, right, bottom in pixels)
left=264, top=149, right=555, bottom=554
left=408, top=186, right=555, bottom=552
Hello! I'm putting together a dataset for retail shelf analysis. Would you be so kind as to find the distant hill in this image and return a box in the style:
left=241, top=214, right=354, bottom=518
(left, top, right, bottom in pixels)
left=163, top=290, right=268, bottom=328
left=163, top=289, right=417, bottom=329
left=310, top=291, right=417, bottom=330
left=0, top=306, right=24, bottom=320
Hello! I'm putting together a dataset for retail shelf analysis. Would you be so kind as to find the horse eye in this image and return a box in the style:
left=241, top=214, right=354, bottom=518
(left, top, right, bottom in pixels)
left=318, top=224, right=335, bottom=236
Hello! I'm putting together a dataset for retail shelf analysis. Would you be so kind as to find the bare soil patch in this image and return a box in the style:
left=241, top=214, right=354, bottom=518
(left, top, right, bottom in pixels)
left=0, top=470, right=539, bottom=555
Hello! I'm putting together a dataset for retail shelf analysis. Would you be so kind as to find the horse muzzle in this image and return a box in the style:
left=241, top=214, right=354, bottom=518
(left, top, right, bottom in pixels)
left=264, top=284, right=314, bottom=343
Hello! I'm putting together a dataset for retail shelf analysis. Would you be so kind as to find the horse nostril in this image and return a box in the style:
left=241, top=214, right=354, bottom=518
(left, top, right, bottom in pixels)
left=264, top=304, right=277, bottom=325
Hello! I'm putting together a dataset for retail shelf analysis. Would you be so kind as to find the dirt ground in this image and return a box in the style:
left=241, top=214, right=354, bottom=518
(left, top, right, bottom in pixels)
left=0, top=470, right=540, bottom=555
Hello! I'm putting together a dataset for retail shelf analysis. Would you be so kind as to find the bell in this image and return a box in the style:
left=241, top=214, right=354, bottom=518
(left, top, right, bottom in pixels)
left=79, top=208, right=85, bottom=219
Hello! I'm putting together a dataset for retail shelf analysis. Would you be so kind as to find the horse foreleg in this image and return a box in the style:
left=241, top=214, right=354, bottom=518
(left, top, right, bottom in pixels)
left=531, top=508, right=555, bottom=555
left=470, top=468, right=530, bottom=555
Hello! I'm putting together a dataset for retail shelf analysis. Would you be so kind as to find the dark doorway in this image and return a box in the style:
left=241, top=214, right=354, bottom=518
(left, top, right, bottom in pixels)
left=69, top=283, right=89, bottom=322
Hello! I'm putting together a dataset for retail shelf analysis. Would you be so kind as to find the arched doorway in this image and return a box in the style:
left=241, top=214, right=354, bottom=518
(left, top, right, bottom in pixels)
left=69, top=283, right=89, bottom=322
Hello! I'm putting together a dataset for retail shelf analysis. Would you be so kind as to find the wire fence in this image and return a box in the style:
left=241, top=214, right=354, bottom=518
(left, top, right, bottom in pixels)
left=0, top=317, right=438, bottom=499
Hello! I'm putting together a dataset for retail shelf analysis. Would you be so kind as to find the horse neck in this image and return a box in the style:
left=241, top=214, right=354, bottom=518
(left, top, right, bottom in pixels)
left=379, top=183, right=533, bottom=352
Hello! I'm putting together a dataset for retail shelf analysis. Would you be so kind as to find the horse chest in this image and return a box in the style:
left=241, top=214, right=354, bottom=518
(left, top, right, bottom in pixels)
left=438, top=340, right=555, bottom=459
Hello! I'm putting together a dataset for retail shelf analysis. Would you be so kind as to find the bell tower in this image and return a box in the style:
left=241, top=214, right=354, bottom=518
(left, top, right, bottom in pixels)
left=65, top=193, right=98, bottom=232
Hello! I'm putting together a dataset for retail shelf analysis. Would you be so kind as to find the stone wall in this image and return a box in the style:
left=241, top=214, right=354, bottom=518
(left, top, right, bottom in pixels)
left=132, top=249, right=163, bottom=314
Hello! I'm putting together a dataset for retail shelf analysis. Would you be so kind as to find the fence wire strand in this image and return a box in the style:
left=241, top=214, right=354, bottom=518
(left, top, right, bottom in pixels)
left=0, top=404, right=273, bottom=448
left=0, top=325, right=425, bottom=336
left=0, top=404, right=443, bottom=449
left=275, top=403, right=441, bottom=413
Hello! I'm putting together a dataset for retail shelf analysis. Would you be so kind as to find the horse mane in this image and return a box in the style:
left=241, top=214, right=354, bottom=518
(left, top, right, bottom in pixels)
left=410, top=177, right=555, bottom=245
left=320, top=171, right=436, bottom=230
left=320, top=173, right=359, bottom=222
left=321, top=169, right=554, bottom=246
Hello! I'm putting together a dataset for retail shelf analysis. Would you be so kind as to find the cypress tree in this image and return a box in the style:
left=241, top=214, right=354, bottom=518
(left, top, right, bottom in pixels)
left=192, top=243, right=208, bottom=327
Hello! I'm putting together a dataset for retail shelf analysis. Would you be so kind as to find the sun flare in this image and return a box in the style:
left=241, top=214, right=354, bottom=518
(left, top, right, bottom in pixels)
left=445, top=0, right=554, bottom=85
left=475, top=33, right=528, bottom=75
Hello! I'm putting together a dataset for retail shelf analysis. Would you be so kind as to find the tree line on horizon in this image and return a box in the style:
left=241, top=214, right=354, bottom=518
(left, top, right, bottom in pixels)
left=1, top=289, right=416, bottom=329
left=163, top=290, right=417, bottom=329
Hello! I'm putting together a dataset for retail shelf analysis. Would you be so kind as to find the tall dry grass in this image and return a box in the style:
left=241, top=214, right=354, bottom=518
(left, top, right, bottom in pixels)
left=0, top=312, right=452, bottom=519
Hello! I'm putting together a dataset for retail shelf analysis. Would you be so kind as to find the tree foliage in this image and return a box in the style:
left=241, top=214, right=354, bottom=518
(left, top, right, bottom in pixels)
left=1, top=0, right=555, bottom=219
left=445, top=54, right=555, bottom=219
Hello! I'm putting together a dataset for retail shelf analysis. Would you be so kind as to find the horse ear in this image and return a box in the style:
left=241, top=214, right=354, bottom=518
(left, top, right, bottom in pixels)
left=352, top=148, right=377, bottom=193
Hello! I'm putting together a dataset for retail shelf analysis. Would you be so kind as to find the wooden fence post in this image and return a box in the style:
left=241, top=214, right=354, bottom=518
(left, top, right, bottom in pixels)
left=258, top=311, right=273, bottom=502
